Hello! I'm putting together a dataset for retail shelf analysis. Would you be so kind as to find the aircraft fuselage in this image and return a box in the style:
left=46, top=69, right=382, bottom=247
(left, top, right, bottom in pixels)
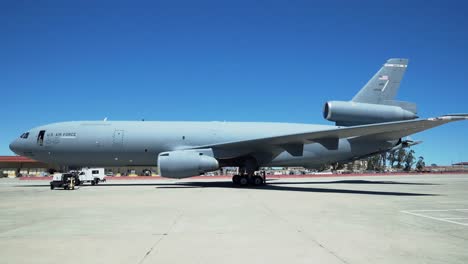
left=9, top=121, right=395, bottom=169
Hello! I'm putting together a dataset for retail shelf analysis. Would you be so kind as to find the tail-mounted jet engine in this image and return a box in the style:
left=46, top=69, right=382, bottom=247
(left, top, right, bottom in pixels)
left=157, top=148, right=219, bottom=179
left=323, top=101, right=418, bottom=126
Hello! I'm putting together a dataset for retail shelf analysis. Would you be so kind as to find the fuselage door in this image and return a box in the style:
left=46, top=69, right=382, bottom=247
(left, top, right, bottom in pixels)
left=37, top=130, right=46, bottom=146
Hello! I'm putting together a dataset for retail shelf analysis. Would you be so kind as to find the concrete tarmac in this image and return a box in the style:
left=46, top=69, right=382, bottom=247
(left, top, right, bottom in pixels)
left=1, top=174, right=468, bottom=264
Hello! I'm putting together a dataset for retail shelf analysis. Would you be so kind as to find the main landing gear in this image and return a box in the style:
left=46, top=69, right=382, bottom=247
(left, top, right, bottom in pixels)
left=229, top=157, right=265, bottom=187
left=232, top=171, right=266, bottom=187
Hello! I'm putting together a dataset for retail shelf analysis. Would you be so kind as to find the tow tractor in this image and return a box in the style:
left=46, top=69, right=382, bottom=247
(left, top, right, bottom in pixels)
left=50, top=173, right=78, bottom=190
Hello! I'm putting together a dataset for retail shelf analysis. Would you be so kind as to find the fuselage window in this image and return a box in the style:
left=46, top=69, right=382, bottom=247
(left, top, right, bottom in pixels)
left=37, top=130, right=46, bottom=146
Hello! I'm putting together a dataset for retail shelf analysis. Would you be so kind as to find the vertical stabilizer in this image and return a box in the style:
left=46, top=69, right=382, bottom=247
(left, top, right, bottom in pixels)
left=352, top=58, right=408, bottom=104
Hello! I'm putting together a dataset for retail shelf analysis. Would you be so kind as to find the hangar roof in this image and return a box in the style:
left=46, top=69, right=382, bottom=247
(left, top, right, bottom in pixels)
left=0, top=156, right=38, bottom=163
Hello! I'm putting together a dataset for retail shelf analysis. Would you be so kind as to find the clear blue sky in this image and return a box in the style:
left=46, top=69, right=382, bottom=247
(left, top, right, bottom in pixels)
left=1, top=0, right=467, bottom=165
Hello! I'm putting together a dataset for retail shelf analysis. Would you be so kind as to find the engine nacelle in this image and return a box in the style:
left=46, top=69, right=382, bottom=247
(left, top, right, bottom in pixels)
left=157, top=149, right=219, bottom=179
left=323, top=101, right=418, bottom=126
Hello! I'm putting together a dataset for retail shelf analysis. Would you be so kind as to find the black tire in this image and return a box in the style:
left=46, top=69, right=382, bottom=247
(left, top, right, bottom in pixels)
left=50, top=184, right=54, bottom=190
left=232, top=175, right=241, bottom=184
left=95, top=178, right=100, bottom=184
left=239, top=176, right=249, bottom=186
left=75, top=180, right=81, bottom=186
left=252, top=176, right=264, bottom=186
left=91, top=180, right=96, bottom=186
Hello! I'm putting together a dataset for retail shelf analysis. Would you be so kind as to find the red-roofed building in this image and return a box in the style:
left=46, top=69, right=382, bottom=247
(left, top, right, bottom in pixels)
left=0, top=156, right=156, bottom=177
left=0, top=156, right=38, bottom=163
left=0, top=156, right=58, bottom=177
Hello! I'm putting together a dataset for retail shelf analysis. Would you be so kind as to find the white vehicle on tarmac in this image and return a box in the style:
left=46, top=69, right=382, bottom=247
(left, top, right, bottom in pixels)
left=78, top=168, right=106, bottom=185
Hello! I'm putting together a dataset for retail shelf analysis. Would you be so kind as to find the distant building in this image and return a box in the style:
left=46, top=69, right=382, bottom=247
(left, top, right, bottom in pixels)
left=345, top=160, right=368, bottom=172
left=452, top=162, right=468, bottom=169
left=0, top=155, right=157, bottom=177
left=0, top=156, right=58, bottom=177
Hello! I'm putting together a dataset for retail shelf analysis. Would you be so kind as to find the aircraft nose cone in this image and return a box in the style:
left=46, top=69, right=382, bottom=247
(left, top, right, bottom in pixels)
left=9, top=140, right=21, bottom=155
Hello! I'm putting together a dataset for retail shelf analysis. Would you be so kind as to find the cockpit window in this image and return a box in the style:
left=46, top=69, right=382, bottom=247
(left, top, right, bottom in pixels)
left=20, top=132, right=29, bottom=139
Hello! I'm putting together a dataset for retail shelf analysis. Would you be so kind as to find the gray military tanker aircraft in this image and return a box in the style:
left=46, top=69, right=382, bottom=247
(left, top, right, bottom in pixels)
left=9, top=58, right=468, bottom=186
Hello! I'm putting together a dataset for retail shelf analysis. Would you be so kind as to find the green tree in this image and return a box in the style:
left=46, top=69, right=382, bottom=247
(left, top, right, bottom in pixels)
left=366, top=157, right=375, bottom=171
left=381, top=153, right=388, bottom=171
left=346, top=162, right=354, bottom=173
left=366, top=155, right=382, bottom=171
left=416, top=156, right=426, bottom=172
left=318, top=163, right=331, bottom=172
left=387, top=150, right=397, bottom=168
left=404, top=149, right=416, bottom=171
left=395, top=148, right=406, bottom=169
left=334, top=162, right=345, bottom=171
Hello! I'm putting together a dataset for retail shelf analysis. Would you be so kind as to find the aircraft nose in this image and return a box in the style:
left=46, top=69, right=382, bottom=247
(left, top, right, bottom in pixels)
left=9, top=139, right=22, bottom=155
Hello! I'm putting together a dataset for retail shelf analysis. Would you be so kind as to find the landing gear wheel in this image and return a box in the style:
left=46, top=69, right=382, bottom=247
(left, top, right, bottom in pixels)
left=252, top=176, right=264, bottom=186
left=239, top=176, right=249, bottom=186
left=232, top=175, right=241, bottom=184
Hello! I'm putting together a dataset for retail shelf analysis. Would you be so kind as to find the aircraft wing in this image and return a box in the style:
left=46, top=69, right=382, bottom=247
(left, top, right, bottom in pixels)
left=192, top=114, right=468, bottom=154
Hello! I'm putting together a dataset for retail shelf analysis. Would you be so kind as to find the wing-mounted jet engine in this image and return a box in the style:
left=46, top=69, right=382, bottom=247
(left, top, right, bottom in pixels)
left=157, top=148, right=219, bottom=179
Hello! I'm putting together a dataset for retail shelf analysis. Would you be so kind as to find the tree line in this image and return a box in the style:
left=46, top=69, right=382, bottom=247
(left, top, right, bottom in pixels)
left=324, top=147, right=427, bottom=172
left=362, top=148, right=426, bottom=172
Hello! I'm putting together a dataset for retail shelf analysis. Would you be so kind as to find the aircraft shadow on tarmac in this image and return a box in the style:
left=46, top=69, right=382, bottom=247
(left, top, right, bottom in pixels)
left=17, top=179, right=438, bottom=196
left=152, top=180, right=438, bottom=196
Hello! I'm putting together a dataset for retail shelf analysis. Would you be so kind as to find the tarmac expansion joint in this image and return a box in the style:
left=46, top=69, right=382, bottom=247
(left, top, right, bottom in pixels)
left=137, top=212, right=184, bottom=264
